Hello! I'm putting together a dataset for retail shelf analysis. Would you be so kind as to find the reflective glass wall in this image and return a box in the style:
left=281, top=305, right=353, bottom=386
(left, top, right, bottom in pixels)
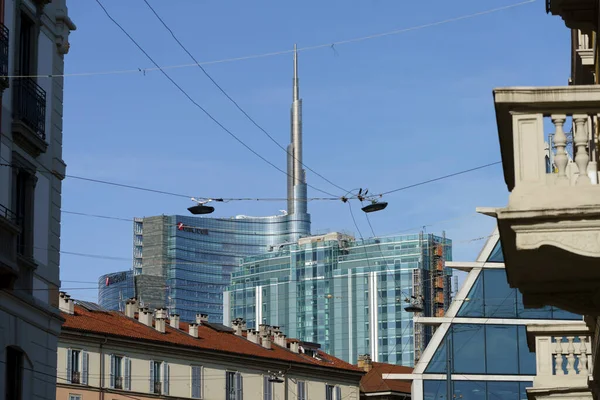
left=98, top=270, right=134, bottom=311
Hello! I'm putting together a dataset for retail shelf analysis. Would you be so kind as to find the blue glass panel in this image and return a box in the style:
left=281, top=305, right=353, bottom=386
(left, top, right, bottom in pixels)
left=519, top=382, right=532, bottom=400
left=454, top=381, right=486, bottom=400
left=516, top=291, right=553, bottom=319
left=487, top=381, right=519, bottom=400
left=424, top=380, right=446, bottom=400
left=453, top=324, right=485, bottom=374
left=486, top=325, right=519, bottom=374
left=458, top=271, right=484, bottom=317
left=483, top=270, right=517, bottom=318
left=551, top=307, right=582, bottom=320
left=487, top=240, right=504, bottom=262
left=518, top=326, right=536, bottom=375
left=425, top=331, right=448, bottom=373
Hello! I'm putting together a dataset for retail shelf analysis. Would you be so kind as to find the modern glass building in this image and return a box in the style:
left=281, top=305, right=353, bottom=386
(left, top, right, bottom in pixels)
left=225, top=231, right=453, bottom=365
left=403, top=229, right=582, bottom=400
left=128, top=212, right=311, bottom=322
left=97, top=270, right=134, bottom=311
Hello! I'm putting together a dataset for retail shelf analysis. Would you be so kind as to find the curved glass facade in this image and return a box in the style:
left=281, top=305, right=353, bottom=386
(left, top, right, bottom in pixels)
left=98, top=270, right=134, bottom=311
left=131, top=212, right=310, bottom=323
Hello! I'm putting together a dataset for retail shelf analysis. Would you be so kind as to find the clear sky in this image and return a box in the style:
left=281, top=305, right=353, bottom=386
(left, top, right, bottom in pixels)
left=58, top=0, right=570, bottom=301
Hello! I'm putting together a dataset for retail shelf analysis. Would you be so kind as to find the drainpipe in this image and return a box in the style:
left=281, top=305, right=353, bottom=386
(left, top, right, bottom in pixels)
left=100, top=337, right=107, bottom=400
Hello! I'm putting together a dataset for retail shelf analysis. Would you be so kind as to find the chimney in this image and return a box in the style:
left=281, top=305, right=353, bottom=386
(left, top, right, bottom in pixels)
left=189, top=322, right=199, bottom=338
left=240, top=320, right=247, bottom=332
left=271, top=326, right=281, bottom=336
left=275, top=333, right=286, bottom=347
left=170, top=314, right=180, bottom=329
left=258, top=324, right=269, bottom=336
left=195, top=313, right=209, bottom=325
left=261, top=334, right=271, bottom=349
left=247, top=329, right=259, bottom=344
left=155, top=308, right=167, bottom=333
left=358, top=354, right=373, bottom=372
left=232, top=319, right=242, bottom=336
left=288, top=339, right=299, bottom=353
left=139, top=307, right=152, bottom=327
left=59, top=292, right=74, bottom=315
left=125, top=298, right=138, bottom=318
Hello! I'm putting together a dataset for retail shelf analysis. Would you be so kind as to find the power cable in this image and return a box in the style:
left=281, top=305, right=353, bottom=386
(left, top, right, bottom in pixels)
left=93, top=0, right=340, bottom=199
left=1, top=0, right=535, bottom=79
left=142, top=0, right=349, bottom=195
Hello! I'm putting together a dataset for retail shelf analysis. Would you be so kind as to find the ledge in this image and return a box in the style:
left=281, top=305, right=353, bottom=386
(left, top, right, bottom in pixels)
left=12, top=120, right=47, bottom=157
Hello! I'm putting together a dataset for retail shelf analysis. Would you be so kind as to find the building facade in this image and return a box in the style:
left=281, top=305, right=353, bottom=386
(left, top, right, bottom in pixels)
left=97, top=270, right=134, bottom=311
left=100, top=49, right=312, bottom=323
left=225, top=232, right=452, bottom=366
left=383, top=231, right=582, bottom=400
left=57, top=293, right=363, bottom=400
left=483, top=1, right=600, bottom=400
left=0, top=1, right=75, bottom=399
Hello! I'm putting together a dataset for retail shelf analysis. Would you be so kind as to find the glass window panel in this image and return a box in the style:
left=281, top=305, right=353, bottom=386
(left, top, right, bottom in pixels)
left=484, top=270, right=517, bottom=318
left=423, top=380, right=446, bottom=400
left=516, top=291, right=553, bottom=319
left=453, top=381, right=486, bottom=400
left=453, top=324, right=485, bottom=374
left=425, top=332, right=448, bottom=374
left=487, top=381, right=519, bottom=400
left=519, top=382, right=532, bottom=400
left=486, top=325, right=519, bottom=374
left=518, top=326, right=536, bottom=375
left=551, top=307, right=582, bottom=320
left=487, top=240, right=504, bottom=263
left=458, top=272, right=484, bottom=317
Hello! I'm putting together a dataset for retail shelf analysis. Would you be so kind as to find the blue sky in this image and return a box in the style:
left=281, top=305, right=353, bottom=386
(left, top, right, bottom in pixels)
left=59, top=0, right=570, bottom=301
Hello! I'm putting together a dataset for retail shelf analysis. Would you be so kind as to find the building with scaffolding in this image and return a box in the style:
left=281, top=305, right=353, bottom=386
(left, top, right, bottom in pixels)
left=224, top=231, right=452, bottom=365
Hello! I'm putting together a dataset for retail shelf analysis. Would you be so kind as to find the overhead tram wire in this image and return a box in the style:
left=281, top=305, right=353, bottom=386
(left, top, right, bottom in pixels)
left=142, top=0, right=349, bottom=196
left=93, top=0, right=340, bottom=200
left=2, top=0, right=535, bottom=80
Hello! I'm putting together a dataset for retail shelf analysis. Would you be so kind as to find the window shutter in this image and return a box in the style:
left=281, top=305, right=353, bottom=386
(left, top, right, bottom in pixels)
left=81, top=351, right=88, bottom=385
left=335, top=386, right=342, bottom=400
left=200, top=366, right=204, bottom=399
left=191, top=366, right=201, bottom=398
left=163, top=362, right=169, bottom=395
left=236, top=372, right=243, bottom=400
left=149, top=360, right=155, bottom=393
left=66, top=348, right=72, bottom=384
left=124, top=357, right=131, bottom=391
left=263, top=375, right=268, bottom=400
left=109, top=354, right=115, bottom=388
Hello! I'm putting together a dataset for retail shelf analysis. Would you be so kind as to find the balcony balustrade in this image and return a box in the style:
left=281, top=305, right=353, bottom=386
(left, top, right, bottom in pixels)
left=0, top=204, right=20, bottom=289
left=71, top=371, right=81, bottom=384
left=483, top=85, right=600, bottom=315
left=11, top=77, right=47, bottom=156
left=114, top=376, right=123, bottom=389
left=153, top=381, right=162, bottom=394
left=526, top=323, right=593, bottom=400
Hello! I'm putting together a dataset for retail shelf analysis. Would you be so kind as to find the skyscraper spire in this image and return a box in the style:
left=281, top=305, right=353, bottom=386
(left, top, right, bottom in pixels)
left=287, top=44, right=307, bottom=216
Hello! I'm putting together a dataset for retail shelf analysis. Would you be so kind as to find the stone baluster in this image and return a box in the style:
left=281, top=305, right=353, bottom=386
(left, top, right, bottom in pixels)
left=552, top=115, right=568, bottom=180
left=573, top=114, right=591, bottom=184
left=555, top=337, right=565, bottom=375
left=578, top=336, right=589, bottom=375
left=566, top=336, right=576, bottom=375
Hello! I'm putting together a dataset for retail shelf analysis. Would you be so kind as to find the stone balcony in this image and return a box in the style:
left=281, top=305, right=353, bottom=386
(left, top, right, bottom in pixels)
left=526, top=323, right=593, bottom=400
left=481, top=86, right=600, bottom=315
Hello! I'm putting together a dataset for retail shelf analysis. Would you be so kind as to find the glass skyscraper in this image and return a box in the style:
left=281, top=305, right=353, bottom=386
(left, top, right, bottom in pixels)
left=98, top=270, right=134, bottom=311
left=408, top=230, right=581, bottom=400
left=225, top=231, right=452, bottom=365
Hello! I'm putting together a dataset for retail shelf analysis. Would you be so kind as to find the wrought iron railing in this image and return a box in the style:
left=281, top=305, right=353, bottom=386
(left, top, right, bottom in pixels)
left=12, top=77, right=46, bottom=140
left=0, top=23, right=8, bottom=79
left=0, top=204, right=18, bottom=225
left=153, top=381, right=162, bottom=394
left=114, top=376, right=123, bottom=389
left=71, top=371, right=81, bottom=384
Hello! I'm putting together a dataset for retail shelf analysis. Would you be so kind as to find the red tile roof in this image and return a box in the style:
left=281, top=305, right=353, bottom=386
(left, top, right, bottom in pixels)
left=360, top=362, right=413, bottom=394
left=62, top=305, right=362, bottom=373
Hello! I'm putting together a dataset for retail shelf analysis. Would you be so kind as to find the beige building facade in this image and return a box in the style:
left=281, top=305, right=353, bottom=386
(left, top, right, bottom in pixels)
left=0, top=0, right=75, bottom=399
left=56, top=294, right=363, bottom=400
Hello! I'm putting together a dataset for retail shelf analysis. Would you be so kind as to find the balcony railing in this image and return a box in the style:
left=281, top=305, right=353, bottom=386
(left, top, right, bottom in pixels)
left=0, top=23, right=8, bottom=82
left=153, top=381, right=161, bottom=394
left=71, top=371, right=81, bottom=384
left=0, top=204, right=18, bottom=225
left=526, top=323, right=593, bottom=400
left=12, top=77, right=46, bottom=141
left=115, top=376, right=123, bottom=389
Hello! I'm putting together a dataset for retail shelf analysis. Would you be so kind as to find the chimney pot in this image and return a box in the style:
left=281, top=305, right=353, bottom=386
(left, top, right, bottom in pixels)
left=59, top=292, right=75, bottom=315
left=139, top=307, right=152, bottom=327
left=288, top=340, right=299, bottom=353
left=125, top=298, right=138, bottom=318
left=261, top=334, right=271, bottom=349
left=189, top=322, right=199, bottom=338
left=358, top=354, right=373, bottom=372
left=170, top=314, right=180, bottom=329
left=195, top=313, right=209, bottom=325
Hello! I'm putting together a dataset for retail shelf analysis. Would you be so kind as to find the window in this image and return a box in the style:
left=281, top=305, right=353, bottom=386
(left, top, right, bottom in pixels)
left=68, top=395, right=81, bottom=400
left=149, top=360, right=169, bottom=395
left=326, top=384, right=341, bottom=400
left=66, top=349, right=88, bottom=385
left=17, top=11, right=35, bottom=75
left=226, top=371, right=243, bottom=400
left=486, top=325, right=518, bottom=374
left=110, top=355, right=130, bottom=390
left=12, top=156, right=36, bottom=272
left=263, top=375, right=273, bottom=400
left=297, top=381, right=307, bottom=400
left=191, top=365, right=203, bottom=399
left=6, top=347, right=24, bottom=400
